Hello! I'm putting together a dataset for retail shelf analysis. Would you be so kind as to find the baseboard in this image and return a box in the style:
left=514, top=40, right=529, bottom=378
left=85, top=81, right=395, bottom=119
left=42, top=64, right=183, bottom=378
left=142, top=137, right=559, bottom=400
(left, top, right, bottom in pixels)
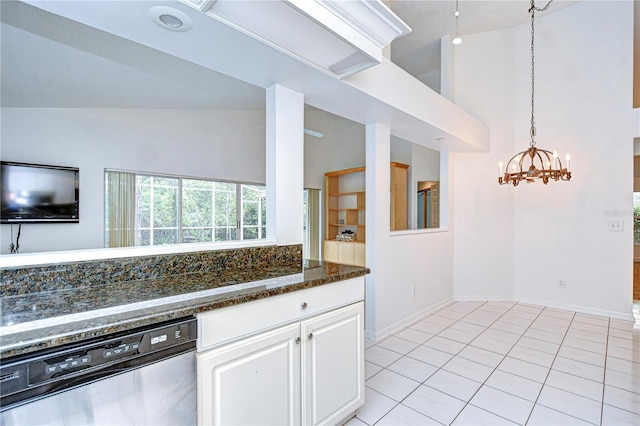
left=516, top=297, right=636, bottom=322
left=454, top=294, right=514, bottom=302
left=364, top=296, right=636, bottom=343
left=365, top=296, right=454, bottom=343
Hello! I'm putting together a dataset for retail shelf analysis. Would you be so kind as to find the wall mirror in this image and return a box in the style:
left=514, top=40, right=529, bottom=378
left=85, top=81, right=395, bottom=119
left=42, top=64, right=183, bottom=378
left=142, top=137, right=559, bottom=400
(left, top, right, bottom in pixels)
left=390, top=137, right=440, bottom=231
left=0, top=1, right=268, bottom=259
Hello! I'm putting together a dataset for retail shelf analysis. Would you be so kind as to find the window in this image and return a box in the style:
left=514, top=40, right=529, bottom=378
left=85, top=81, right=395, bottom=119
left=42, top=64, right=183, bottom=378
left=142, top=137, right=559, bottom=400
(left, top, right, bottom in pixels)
left=137, top=176, right=179, bottom=245
left=105, top=171, right=266, bottom=247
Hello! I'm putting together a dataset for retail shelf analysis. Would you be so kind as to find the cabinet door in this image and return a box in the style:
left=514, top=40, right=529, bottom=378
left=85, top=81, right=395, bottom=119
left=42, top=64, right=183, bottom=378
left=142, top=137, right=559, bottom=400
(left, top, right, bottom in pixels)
left=337, top=242, right=355, bottom=265
left=354, top=243, right=365, bottom=267
left=301, top=302, right=365, bottom=426
left=323, top=240, right=338, bottom=263
left=197, top=323, right=301, bottom=426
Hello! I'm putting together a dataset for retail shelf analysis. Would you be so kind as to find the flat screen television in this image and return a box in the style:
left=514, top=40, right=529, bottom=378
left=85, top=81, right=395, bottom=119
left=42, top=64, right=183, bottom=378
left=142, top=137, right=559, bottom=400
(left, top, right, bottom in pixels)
left=1, top=161, right=79, bottom=223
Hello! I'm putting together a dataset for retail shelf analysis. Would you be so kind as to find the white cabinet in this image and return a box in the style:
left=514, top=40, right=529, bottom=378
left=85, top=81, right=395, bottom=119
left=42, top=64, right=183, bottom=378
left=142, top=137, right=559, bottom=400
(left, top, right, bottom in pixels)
left=197, top=278, right=365, bottom=426
left=197, top=324, right=301, bottom=426
left=301, top=304, right=364, bottom=425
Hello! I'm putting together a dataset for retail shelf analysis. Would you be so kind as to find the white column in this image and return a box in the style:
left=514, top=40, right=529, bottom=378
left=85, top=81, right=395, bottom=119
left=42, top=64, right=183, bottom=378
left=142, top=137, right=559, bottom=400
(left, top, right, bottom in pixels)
left=364, top=122, right=391, bottom=338
left=266, top=85, right=304, bottom=246
left=440, top=35, right=455, bottom=102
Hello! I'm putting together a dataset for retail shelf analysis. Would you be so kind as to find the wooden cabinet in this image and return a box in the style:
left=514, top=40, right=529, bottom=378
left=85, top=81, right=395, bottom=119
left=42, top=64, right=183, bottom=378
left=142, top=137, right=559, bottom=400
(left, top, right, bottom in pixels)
left=197, top=278, right=365, bottom=426
left=325, top=167, right=366, bottom=243
left=324, top=167, right=366, bottom=267
left=354, top=243, right=365, bottom=267
left=390, top=162, right=409, bottom=231
left=323, top=241, right=365, bottom=267
left=324, top=163, right=408, bottom=264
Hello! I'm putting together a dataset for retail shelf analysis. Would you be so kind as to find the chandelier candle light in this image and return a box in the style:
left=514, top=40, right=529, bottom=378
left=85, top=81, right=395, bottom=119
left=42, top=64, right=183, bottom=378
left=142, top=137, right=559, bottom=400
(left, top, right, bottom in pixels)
left=498, top=0, right=571, bottom=186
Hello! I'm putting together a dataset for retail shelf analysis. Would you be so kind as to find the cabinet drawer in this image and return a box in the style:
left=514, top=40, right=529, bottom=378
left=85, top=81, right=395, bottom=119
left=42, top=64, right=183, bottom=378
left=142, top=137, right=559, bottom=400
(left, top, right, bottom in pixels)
left=197, top=277, right=364, bottom=351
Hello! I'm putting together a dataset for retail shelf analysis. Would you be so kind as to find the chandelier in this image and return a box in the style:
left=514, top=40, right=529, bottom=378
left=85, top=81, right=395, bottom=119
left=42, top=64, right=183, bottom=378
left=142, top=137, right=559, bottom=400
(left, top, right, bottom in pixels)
left=498, top=0, right=571, bottom=186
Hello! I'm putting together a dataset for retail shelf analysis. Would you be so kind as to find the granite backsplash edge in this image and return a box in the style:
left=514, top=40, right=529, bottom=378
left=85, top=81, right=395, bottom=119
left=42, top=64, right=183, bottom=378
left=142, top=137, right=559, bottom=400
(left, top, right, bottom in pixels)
left=1, top=244, right=303, bottom=296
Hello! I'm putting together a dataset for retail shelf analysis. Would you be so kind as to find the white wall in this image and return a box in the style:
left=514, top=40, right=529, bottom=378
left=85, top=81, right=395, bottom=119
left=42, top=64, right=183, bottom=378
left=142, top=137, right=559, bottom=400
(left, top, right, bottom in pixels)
left=512, top=1, right=634, bottom=318
left=303, top=108, right=365, bottom=190
left=452, top=29, right=517, bottom=301
left=0, top=108, right=265, bottom=254
left=390, top=136, right=412, bottom=165
left=416, top=69, right=441, bottom=94
left=453, top=1, right=635, bottom=319
left=366, top=124, right=454, bottom=340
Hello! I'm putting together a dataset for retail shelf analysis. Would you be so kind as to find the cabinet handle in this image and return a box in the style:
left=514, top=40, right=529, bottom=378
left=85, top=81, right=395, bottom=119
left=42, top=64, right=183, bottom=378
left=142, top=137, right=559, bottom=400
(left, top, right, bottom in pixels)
left=301, top=302, right=308, bottom=310
left=295, top=337, right=301, bottom=344
left=307, top=333, right=313, bottom=340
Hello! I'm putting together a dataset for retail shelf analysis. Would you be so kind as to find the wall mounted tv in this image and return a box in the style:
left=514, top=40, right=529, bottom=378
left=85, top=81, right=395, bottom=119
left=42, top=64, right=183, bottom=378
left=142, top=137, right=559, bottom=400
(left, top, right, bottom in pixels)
left=1, top=161, right=79, bottom=224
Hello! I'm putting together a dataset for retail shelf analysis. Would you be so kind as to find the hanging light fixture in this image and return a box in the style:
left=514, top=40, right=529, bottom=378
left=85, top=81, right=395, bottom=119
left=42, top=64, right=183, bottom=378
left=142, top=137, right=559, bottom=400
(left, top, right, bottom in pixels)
left=498, top=0, right=571, bottom=186
left=452, top=0, right=462, bottom=45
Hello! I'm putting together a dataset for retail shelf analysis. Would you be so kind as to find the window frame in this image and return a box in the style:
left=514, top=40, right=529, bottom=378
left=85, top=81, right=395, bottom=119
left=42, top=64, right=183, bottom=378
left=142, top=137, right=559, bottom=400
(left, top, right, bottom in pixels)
left=105, top=169, right=266, bottom=247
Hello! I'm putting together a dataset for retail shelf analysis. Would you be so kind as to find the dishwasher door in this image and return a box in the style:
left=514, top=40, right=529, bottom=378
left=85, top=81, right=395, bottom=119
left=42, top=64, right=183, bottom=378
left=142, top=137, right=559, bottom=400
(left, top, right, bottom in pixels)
left=0, top=351, right=196, bottom=426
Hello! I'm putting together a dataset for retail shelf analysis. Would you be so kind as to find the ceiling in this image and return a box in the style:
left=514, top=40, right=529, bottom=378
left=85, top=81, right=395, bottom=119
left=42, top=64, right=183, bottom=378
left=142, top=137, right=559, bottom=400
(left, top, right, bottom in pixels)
left=1, top=0, right=582, bottom=109
left=0, top=1, right=266, bottom=109
left=385, top=0, right=580, bottom=78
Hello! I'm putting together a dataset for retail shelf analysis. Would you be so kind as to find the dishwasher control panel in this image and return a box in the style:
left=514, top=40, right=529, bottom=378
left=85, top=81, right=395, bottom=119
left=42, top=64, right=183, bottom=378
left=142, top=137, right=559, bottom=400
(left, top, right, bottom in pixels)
left=0, top=317, right=196, bottom=407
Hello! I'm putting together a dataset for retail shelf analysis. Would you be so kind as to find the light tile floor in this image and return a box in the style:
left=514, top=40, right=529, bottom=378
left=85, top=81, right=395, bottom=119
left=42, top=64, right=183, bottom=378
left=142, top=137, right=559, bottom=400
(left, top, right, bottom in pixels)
left=348, top=301, right=640, bottom=426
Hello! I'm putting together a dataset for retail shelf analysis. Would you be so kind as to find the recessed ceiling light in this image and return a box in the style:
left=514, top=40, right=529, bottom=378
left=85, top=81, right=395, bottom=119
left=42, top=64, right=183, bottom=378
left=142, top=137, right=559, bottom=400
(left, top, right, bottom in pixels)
left=149, top=6, right=192, bottom=32
left=159, top=14, right=183, bottom=28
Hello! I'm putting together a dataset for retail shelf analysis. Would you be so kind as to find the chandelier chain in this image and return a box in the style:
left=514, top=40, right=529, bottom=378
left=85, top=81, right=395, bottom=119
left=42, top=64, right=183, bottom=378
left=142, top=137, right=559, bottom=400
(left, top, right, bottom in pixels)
left=498, top=0, right=571, bottom=186
left=529, top=0, right=553, bottom=148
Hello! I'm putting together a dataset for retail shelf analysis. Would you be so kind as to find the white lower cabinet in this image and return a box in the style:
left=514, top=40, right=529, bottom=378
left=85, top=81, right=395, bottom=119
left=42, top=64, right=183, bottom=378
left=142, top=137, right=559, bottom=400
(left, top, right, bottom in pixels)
left=197, top=302, right=364, bottom=426
left=301, top=303, right=364, bottom=425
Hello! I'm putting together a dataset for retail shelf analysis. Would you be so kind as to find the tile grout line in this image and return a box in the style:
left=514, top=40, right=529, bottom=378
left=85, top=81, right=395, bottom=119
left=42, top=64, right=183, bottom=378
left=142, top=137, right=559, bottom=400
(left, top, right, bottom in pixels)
left=600, top=316, right=610, bottom=426
left=416, top=301, right=526, bottom=425
left=448, top=302, right=548, bottom=426
left=362, top=301, right=492, bottom=425
left=370, top=301, right=494, bottom=425
left=360, top=303, right=639, bottom=426
left=522, top=307, right=577, bottom=425
left=398, top=301, right=492, bottom=425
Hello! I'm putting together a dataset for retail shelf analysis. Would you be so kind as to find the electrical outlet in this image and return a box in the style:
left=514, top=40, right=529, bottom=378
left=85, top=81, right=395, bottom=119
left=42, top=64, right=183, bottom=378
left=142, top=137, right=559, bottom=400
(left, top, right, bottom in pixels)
left=411, top=286, right=416, bottom=297
left=558, top=279, right=567, bottom=289
left=608, top=220, right=624, bottom=232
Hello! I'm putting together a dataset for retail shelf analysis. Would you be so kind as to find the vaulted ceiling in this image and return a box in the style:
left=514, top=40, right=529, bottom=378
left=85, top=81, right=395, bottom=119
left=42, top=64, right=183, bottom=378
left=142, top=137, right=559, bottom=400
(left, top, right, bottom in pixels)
left=385, top=0, right=580, bottom=78
left=1, top=0, right=583, bottom=109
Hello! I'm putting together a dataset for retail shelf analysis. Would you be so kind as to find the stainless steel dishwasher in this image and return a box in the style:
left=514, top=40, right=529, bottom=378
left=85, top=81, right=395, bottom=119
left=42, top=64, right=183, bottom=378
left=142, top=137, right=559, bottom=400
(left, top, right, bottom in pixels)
left=0, top=317, right=197, bottom=425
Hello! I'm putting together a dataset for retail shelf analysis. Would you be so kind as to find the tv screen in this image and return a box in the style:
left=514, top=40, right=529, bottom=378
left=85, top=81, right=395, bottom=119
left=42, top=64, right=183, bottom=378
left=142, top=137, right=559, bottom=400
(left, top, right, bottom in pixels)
left=1, top=161, right=79, bottom=223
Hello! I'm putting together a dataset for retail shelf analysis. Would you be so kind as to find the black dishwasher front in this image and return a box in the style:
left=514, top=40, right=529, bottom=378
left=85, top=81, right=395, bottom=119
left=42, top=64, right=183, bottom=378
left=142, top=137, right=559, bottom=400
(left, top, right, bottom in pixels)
left=0, top=316, right=197, bottom=425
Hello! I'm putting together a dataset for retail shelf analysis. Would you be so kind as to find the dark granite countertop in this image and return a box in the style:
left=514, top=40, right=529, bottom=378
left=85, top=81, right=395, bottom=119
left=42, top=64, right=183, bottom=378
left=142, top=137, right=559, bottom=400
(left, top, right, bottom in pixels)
left=0, top=260, right=369, bottom=359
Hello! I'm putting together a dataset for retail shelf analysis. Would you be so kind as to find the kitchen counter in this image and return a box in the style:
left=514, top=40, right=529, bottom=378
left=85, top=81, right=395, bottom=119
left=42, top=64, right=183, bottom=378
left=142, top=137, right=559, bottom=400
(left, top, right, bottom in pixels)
left=0, top=260, right=369, bottom=359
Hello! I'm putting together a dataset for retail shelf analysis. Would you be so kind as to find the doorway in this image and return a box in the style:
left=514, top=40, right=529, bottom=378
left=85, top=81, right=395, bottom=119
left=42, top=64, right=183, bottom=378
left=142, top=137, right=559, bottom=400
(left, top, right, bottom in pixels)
left=417, top=181, right=439, bottom=229
left=303, top=189, right=321, bottom=261
left=632, top=154, right=640, bottom=324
